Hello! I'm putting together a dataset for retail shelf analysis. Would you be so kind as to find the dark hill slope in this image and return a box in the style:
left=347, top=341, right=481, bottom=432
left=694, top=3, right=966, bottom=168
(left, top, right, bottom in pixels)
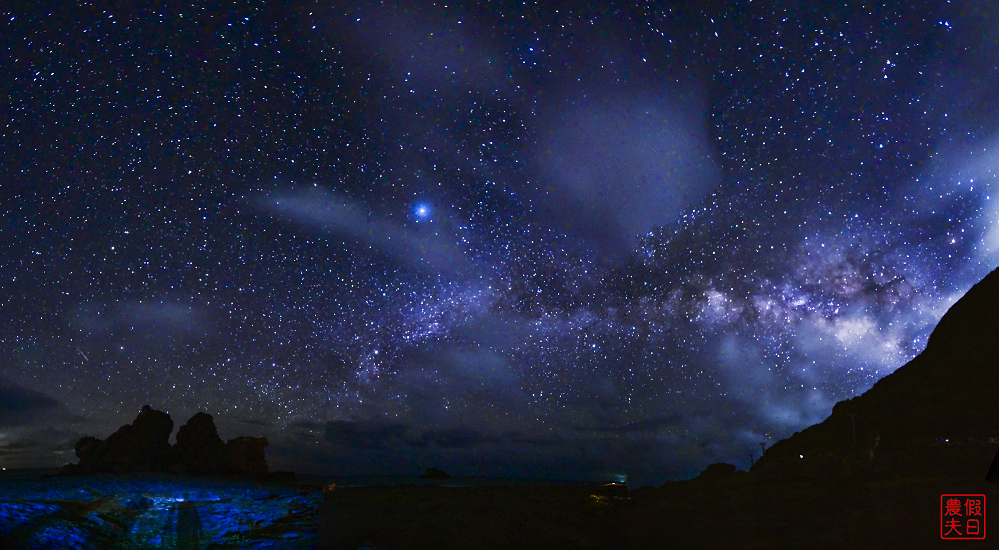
left=752, top=269, right=998, bottom=480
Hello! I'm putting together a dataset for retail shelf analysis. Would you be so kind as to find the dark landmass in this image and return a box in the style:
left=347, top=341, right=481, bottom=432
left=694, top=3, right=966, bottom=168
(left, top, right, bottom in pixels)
left=317, top=477, right=997, bottom=549
left=319, top=483, right=629, bottom=550
left=419, top=468, right=452, bottom=480
left=57, top=407, right=273, bottom=478
left=316, top=269, right=998, bottom=548
left=751, top=268, right=998, bottom=483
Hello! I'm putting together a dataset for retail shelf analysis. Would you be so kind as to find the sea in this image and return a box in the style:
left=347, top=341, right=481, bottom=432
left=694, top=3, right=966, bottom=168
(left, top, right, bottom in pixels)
left=0, top=467, right=60, bottom=480
left=296, top=473, right=607, bottom=488
left=0, top=467, right=609, bottom=489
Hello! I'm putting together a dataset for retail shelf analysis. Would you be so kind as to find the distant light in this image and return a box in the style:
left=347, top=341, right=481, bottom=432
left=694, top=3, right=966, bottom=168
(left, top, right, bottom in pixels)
left=415, top=203, right=431, bottom=219
left=799, top=455, right=803, bottom=459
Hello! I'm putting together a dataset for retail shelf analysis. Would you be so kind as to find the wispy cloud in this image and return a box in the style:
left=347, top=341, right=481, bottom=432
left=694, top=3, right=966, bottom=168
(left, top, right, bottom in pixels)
left=261, top=187, right=478, bottom=278
left=0, top=379, right=63, bottom=428
left=70, top=300, right=211, bottom=342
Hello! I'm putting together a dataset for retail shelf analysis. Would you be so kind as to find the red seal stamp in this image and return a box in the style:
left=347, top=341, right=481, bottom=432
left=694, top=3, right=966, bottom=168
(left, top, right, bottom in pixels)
left=941, top=494, right=985, bottom=540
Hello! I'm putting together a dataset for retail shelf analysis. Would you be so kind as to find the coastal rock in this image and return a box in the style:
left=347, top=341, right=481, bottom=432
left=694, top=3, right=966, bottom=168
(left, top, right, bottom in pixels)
left=73, top=436, right=104, bottom=465
left=171, top=412, right=228, bottom=475
left=226, top=436, right=270, bottom=474
left=60, top=408, right=274, bottom=477
left=62, top=405, right=173, bottom=474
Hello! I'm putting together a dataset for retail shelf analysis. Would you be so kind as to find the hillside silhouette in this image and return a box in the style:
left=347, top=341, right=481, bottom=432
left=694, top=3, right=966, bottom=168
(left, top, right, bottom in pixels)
left=750, top=268, right=998, bottom=481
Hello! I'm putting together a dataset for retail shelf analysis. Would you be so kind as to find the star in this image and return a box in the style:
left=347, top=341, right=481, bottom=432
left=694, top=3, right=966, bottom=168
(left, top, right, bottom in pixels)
left=0, top=0, right=993, bottom=488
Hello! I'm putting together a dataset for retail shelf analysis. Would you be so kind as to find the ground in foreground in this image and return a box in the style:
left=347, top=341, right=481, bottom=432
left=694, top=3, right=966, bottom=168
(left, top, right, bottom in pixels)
left=318, top=476, right=997, bottom=549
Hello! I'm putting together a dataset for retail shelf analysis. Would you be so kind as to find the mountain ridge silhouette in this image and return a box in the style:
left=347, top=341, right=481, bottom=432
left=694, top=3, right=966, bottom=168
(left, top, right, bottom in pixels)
left=750, top=268, right=998, bottom=481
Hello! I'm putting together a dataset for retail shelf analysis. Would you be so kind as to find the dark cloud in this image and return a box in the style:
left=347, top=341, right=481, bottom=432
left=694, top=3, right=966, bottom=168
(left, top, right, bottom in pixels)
left=280, top=407, right=831, bottom=485
left=240, top=418, right=271, bottom=427
left=504, top=433, right=563, bottom=448
left=416, top=426, right=497, bottom=449
left=582, top=414, right=685, bottom=435
left=0, top=427, right=85, bottom=469
left=0, top=428, right=81, bottom=452
left=287, top=419, right=324, bottom=440
left=288, top=419, right=323, bottom=430
left=321, top=419, right=497, bottom=451
left=0, top=380, right=63, bottom=428
left=324, top=419, right=411, bottom=450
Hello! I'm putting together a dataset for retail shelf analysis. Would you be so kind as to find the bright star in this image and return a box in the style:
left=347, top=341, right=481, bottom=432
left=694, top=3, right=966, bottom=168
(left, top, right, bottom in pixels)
left=415, top=203, right=431, bottom=219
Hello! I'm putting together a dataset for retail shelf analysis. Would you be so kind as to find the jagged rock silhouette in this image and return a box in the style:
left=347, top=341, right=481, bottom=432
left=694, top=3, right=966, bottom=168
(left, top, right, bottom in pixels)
left=227, top=436, right=270, bottom=475
left=59, top=407, right=269, bottom=477
left=62, top=405, right=174, bottom=474
left=171, top=412, right=229, bottom=475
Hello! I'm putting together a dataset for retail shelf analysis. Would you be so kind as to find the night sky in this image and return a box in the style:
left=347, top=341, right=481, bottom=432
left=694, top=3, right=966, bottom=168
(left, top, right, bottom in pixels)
left=1, top=0, right=996, bottom=486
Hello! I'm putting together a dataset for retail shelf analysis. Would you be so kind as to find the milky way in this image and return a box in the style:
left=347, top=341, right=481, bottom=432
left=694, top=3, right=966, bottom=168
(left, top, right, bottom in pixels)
left=1, top=0, right=995, bottom=485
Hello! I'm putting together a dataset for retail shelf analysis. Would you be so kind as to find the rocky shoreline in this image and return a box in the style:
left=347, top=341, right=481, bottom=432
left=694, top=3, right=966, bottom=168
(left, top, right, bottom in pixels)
left=0, top=472, right=319, bottom=549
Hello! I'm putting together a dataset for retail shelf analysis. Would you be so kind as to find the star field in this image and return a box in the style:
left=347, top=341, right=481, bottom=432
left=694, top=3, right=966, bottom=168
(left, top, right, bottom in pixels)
left=1, top=0, right=995, bottom=485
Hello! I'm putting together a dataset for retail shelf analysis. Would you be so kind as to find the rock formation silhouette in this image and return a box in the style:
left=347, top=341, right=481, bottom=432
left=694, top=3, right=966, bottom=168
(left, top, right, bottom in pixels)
left=62, top=405, right=174, bottom=474
left=693, top=462, right=742, bottom=482
left=171, top=412, right=229, bottom=475
left=750, top=268, right=999, bottom=481
left=420, top=467, right=452, bottom=480
left=227, top=436, right=271, bottom=475
left=59, top=407, right=269, bottom=476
